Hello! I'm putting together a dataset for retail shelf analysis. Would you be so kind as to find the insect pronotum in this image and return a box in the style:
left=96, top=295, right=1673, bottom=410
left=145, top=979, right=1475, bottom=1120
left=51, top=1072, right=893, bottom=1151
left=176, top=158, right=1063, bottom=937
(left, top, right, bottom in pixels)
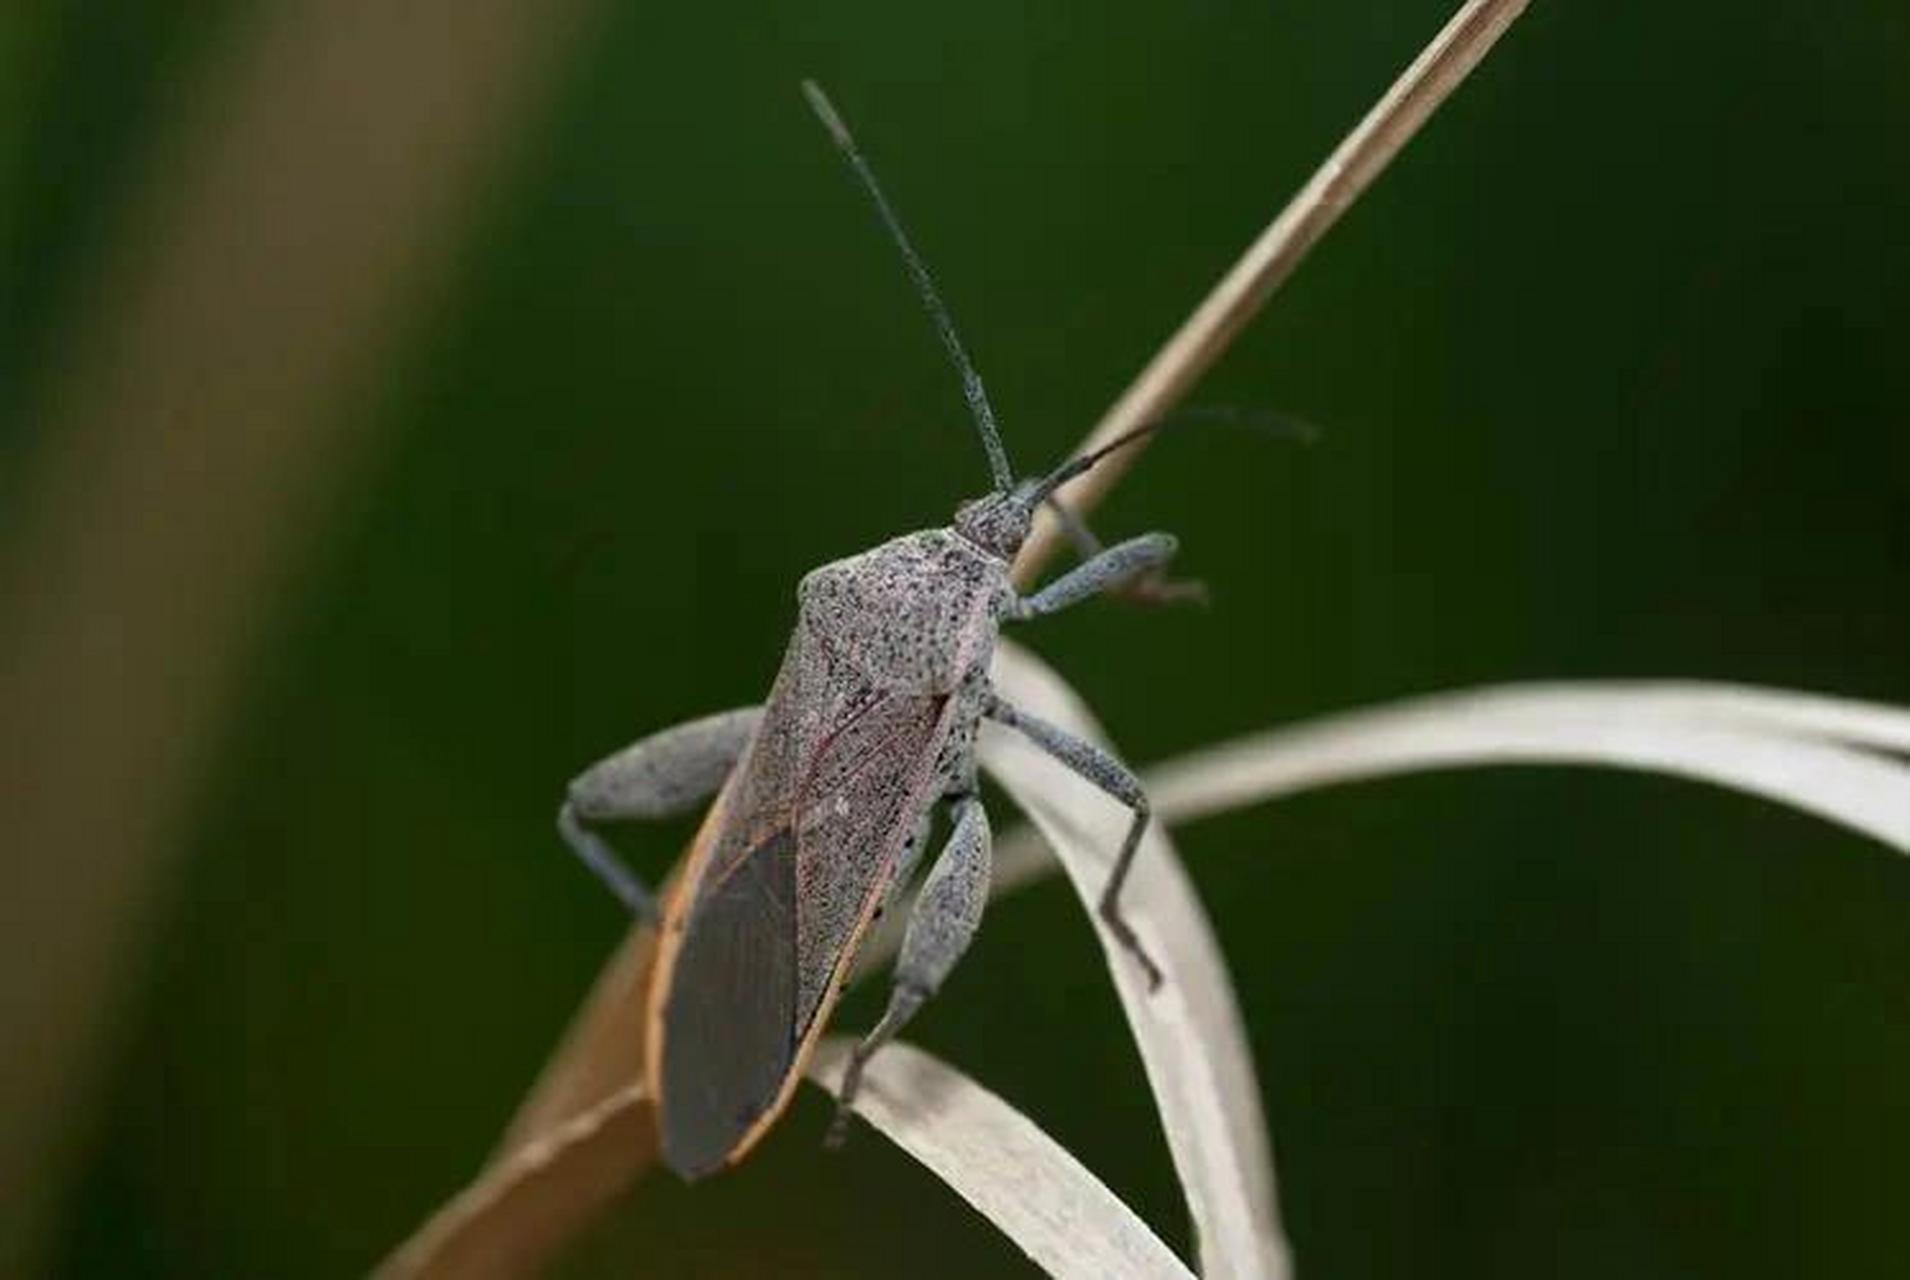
left=557, top=80, right=1190, bottom=1180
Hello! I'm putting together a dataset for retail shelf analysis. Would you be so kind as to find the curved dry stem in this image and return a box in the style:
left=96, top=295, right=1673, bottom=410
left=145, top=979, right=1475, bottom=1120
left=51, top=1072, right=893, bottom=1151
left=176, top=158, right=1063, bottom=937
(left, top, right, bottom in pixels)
left=980, top=683, right=1910, bottom=901
left=496, top=923, right=661, bottom=1156
left=809, top=1039, right=1194, bottom=1280
left=981, top=643, right=1289, bottom=1280
left=1143, top=687, right=1910, bottom=852
left=374, top=1084, right=654, bottom=1280
left=1392, top=682, right=1910, bottom=756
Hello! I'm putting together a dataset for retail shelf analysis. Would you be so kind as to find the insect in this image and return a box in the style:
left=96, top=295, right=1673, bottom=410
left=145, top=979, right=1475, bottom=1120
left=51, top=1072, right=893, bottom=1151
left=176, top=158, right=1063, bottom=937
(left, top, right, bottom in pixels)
left=557, top=81, right=1187, bottom=1181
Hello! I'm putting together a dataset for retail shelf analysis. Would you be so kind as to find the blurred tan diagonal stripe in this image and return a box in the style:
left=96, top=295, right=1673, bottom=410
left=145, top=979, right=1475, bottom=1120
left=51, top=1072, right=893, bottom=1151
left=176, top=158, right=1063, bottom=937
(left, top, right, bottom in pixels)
left=0, top=0, right=593, bottom=1269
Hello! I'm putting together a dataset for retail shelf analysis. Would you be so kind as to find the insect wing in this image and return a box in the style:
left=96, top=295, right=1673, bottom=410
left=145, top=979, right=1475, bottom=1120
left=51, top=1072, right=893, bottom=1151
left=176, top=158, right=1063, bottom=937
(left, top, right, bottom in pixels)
left=792, top=688, right=948, bottom=1034
left=653, top=630, right=950, bottom=1178
left=654, top=819, right=799, bottom=1178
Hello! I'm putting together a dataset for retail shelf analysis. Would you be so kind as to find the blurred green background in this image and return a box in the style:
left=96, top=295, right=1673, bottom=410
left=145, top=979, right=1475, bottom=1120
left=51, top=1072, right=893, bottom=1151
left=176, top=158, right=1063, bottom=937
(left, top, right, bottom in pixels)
left=5, top=0, right=1908, bottom=1275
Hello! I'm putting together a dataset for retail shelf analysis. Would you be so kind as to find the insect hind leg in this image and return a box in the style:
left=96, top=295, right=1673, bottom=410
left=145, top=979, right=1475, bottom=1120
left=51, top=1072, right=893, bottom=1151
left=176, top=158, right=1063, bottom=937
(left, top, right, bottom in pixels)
left=557, top=706, right=762, bottom=919
left=828, top=792, right=991, bottom=1146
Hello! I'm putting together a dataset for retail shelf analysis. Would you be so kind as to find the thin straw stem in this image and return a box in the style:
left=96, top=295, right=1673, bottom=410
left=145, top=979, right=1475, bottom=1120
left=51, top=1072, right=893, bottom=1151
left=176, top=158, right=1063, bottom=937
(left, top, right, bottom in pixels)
left=1015, top=0, right=1533, bottom=583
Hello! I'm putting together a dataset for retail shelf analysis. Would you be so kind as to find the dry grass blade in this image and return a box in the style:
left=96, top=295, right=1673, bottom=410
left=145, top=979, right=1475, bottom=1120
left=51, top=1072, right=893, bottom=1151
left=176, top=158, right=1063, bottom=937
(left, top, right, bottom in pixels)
left=373, top=1085, right=653, bottom=1280
left=377, top=792, right=740, bottom=1277
left=982, top=642, right=1288, bottom=1280
left=374, top=964, right=658, bottom=1280
left=1144, top=686, right=1910, bottom=854
left=809, top=1039, right=1194, bottom=1280
left=1015, top=0, right=1532, bottom=581
left=1412, top=682, right=1910, bottom=756
left=495, top=923, right=661, bottom=1156
left=985, top=681, right=1910, bottom=933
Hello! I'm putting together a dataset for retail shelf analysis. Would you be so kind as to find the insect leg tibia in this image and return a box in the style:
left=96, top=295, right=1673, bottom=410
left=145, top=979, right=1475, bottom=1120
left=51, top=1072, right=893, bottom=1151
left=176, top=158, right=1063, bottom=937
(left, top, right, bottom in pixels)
left=556, top=800, right=659, bottom=919
left=984, top=697, right=1163, bottom=989
left=823, top=984, right=924, bottom=1150
left=556, top=707, right=761, bottom=917
left=826, top=795, right=992, bottom=1147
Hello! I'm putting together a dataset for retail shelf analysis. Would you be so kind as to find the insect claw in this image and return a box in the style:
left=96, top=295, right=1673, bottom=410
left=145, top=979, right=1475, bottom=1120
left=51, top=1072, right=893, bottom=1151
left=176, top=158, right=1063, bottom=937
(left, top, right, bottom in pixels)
left=826, top=1047, right=874, bottom=1151
left=823, top=1103, right=858, bottom=1151
left=1134, top=947, right=1165, bottom=992
left=1100, top=904, right=1165, bottom=991
left=1114, top=568, right=1209, bottom=610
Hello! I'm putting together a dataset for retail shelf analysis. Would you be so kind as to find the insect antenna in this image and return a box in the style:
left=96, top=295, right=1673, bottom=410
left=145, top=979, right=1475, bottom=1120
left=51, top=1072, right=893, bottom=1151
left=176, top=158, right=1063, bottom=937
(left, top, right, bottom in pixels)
left=1031, top=417, right=1175, bottom=502
left=801, top=80, right=1015, bottom=492
left=1167, top=403, right=1323, bottom=445
left=1032, top=404, right=1321, bottom=503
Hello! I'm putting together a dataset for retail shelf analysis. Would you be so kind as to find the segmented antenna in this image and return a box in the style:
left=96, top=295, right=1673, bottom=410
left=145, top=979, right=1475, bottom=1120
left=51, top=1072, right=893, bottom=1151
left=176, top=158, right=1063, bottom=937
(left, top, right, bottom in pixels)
left=1032, top=417, right=1173, bottom=502
left=1031, top=405, right=1321, bottom=503
left=801, top=80, right=1015, bottom=492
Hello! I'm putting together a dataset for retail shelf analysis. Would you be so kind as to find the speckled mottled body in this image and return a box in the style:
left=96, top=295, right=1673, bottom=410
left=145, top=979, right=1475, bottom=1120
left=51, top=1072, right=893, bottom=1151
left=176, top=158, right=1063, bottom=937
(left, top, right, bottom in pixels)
left=647, top=526, right=1008, bottom=1177
left=560, top=80, right=1187, bottom=1184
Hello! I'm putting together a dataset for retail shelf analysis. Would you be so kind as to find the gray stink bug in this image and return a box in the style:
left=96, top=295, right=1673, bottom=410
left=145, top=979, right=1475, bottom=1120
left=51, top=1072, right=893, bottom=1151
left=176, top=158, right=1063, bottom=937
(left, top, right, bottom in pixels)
left=557, top=81, right=1187, bottom=1181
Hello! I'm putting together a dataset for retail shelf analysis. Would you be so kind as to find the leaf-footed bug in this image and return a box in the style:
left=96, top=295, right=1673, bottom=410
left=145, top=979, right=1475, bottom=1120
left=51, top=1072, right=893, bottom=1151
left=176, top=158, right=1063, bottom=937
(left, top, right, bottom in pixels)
left=557, top=81, right=1189, bottom=1180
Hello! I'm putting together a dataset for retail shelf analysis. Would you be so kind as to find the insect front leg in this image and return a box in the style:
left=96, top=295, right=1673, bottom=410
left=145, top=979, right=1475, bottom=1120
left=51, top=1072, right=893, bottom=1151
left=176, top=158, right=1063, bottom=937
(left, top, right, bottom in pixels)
left=1045, top=498, right=1207, bottom=607
left=828, top=792, right=991, bottom=1145
left=1008, top=530, right=1183, bottom=620
left=984, top=695, right=1163, bottom=990
left=557, top=706, right=761, bottom=918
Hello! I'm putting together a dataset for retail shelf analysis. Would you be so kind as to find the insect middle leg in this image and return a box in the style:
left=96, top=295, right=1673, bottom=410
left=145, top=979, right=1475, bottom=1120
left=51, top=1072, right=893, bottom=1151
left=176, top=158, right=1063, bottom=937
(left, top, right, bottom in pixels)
left=828, top=791, right=992, bottom=1143
left=984, top=695, right=1163, bottom=990
left=556, top=706, right=761, bottom=918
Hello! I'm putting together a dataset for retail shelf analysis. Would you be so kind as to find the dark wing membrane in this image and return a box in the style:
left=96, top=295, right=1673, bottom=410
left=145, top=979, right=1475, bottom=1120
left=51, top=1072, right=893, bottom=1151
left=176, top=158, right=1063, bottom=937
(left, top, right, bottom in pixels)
left=659, top=825, right=798, bottom=1179
left=791, top=690, right=948, bottom=1034
left=656, top=625, right=830, bottom=1180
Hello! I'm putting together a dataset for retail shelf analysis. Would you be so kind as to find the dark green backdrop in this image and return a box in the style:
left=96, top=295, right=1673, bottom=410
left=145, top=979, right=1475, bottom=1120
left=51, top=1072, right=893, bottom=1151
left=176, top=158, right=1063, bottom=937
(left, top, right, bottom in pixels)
left=9, top=0, right=1909, bottom=1275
